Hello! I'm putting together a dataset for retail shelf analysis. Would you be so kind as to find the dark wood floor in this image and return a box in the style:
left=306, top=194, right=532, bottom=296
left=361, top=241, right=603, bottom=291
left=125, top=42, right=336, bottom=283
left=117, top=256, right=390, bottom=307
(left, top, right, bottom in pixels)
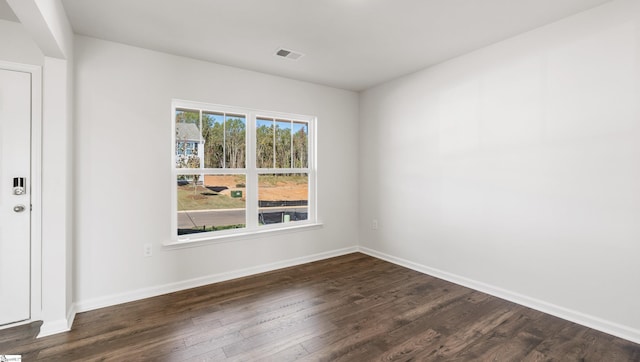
left=1, top=253, right=639, bottom=361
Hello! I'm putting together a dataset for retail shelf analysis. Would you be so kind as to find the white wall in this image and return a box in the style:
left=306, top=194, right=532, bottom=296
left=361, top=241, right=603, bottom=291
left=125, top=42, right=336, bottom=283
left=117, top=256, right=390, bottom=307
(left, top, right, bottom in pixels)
left=360, top=0, right=640, bottom=343
left=73, top=36, right=359, bottom=307
left=0, top=20, right=43, bottom=65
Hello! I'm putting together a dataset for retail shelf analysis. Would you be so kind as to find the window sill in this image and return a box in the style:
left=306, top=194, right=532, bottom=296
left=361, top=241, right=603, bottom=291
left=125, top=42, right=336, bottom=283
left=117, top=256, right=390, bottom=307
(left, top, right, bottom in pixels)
left=163, top=222, right=324, bottom=250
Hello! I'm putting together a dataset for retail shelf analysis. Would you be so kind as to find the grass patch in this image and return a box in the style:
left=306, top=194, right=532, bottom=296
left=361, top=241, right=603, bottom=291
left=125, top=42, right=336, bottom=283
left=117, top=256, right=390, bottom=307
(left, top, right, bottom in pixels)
left=259, top=174, right=308, bottom=186
left=177, top=185, right=245, bottom=211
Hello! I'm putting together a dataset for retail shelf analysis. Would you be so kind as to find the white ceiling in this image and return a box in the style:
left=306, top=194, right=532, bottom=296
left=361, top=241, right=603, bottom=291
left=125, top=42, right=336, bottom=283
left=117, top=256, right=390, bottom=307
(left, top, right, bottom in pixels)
left=0, top=0, right=18, bottom=22
left=8, top=0, right=613, bottom=91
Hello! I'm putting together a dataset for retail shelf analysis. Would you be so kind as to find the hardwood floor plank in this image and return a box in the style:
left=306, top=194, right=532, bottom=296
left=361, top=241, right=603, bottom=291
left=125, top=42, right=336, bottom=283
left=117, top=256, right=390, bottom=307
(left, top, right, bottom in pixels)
left=376, top=327, right=441, bottom=361
left=450, top=308, right=547, bottom=361
left=262, top=343, right=309, bottom=361
left=299, top=338, right=385, bottom=362
left=0, top=322, right=41, bottom=345
left=300, top=282, right=435, bottom=355
left=160, top=336, right=228, bottom=362
left=524, top=322, right=640, bottom=362
left=1, top=253, right=638, bottom=361
left=376, top=296, right=518, bottom=361
left=222, top=315, right=336, bottom=358
left=301, top=283, right=477, bottom=359
left=432, top=301, right=519, bottom=357
left=36, top=319, right=193, bottom=361
left=183, top=321, right=242, bottom=349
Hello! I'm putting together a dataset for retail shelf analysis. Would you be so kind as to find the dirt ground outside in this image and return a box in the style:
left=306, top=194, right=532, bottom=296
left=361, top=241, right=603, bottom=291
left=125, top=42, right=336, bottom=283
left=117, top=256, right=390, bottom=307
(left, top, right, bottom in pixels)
left=203, top=174, right=308, bottom=201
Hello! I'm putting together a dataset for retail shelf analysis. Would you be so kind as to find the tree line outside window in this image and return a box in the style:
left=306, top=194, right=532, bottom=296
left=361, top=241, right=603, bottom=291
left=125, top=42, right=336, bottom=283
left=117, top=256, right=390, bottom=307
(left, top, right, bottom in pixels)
left=256, top=118, right=308, bottom=169
left=176, top=109, right=309, bottom=170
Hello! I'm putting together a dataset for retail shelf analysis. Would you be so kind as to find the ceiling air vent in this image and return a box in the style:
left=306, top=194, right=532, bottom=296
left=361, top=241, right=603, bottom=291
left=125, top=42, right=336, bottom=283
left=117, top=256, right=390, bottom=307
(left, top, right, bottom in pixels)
left=275, top=48, right=304, bottom=60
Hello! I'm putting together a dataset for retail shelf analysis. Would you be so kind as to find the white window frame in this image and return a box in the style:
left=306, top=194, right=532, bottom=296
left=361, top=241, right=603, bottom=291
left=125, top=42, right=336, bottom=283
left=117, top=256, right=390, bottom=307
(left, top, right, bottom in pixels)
left=167, top=99, right=318, bottom=246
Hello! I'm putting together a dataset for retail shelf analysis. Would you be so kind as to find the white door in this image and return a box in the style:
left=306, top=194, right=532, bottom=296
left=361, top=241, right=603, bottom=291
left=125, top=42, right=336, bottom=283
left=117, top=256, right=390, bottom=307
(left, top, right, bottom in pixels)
left=0, top=68, right=31, bottom=326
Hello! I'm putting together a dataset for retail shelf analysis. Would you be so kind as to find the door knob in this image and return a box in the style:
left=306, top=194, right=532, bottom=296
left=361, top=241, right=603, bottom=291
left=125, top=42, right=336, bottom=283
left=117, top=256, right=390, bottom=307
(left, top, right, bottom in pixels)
left=13, top=204, right=26, bottom=212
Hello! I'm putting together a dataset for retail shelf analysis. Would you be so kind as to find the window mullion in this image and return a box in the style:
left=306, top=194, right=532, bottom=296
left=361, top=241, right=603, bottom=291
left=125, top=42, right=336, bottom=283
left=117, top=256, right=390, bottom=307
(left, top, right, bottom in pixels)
left=222, top=113, right=226, bottom=169
left=272, top=120, right=276, bottom=169
left=246, top=112, right=258, bottom=229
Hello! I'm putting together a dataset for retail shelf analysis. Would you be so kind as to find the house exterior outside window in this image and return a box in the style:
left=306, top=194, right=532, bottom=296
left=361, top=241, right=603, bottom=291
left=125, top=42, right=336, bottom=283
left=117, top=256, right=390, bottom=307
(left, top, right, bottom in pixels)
left=175, top=122, right=204, bottom=171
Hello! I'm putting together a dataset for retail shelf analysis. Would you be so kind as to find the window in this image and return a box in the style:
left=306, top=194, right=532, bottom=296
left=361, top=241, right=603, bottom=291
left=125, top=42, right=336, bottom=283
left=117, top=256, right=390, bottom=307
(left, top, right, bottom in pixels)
left=171, top=100, right=316, bottom=243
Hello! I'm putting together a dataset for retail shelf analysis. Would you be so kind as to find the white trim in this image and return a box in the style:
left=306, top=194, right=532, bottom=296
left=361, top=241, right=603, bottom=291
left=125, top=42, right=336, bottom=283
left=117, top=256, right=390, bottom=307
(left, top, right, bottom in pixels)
left=36, top=303, right=75, bottom=338
left=66, top=304, right=76, bottom=330
left=358, top=246, right=640, bottom=345
left=164, top=222, right=323, bottom=249
left=37, top=318, right=69, bottom=337
left=30, top=64, right=43, bottom=325
left=75, top=246, right=357, bottom=313
left=0, top=61, right=43, bottom=330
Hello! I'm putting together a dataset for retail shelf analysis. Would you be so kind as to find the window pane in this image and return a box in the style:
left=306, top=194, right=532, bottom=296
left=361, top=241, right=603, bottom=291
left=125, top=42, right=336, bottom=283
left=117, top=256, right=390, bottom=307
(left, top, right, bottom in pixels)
left=258, top=173, right=308, bottom=225
left=275, top=120, right=292, bottom=168
left=256, top=118, right=274, bottom=168
left=292, top=122, right=308, bottom=168
left=203, top=112, right=225, bottom=168
left=175, top=109, right=201, bottom=169
left=225, top=114, right=246, bottom=168
left=177, top=174, right=246, bottom=235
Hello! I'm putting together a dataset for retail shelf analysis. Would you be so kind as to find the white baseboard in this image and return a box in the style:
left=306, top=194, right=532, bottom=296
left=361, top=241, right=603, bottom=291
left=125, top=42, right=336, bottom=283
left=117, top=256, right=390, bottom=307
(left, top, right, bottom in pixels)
left=38, top=319, right=69, bottom=338
left=358, top=246, right=640, bottom=345
left=37, top=304, right=76, bottom=338
left=75, top=246, right=359, bottom=313
left=66, top=303, right=76, bottom=329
